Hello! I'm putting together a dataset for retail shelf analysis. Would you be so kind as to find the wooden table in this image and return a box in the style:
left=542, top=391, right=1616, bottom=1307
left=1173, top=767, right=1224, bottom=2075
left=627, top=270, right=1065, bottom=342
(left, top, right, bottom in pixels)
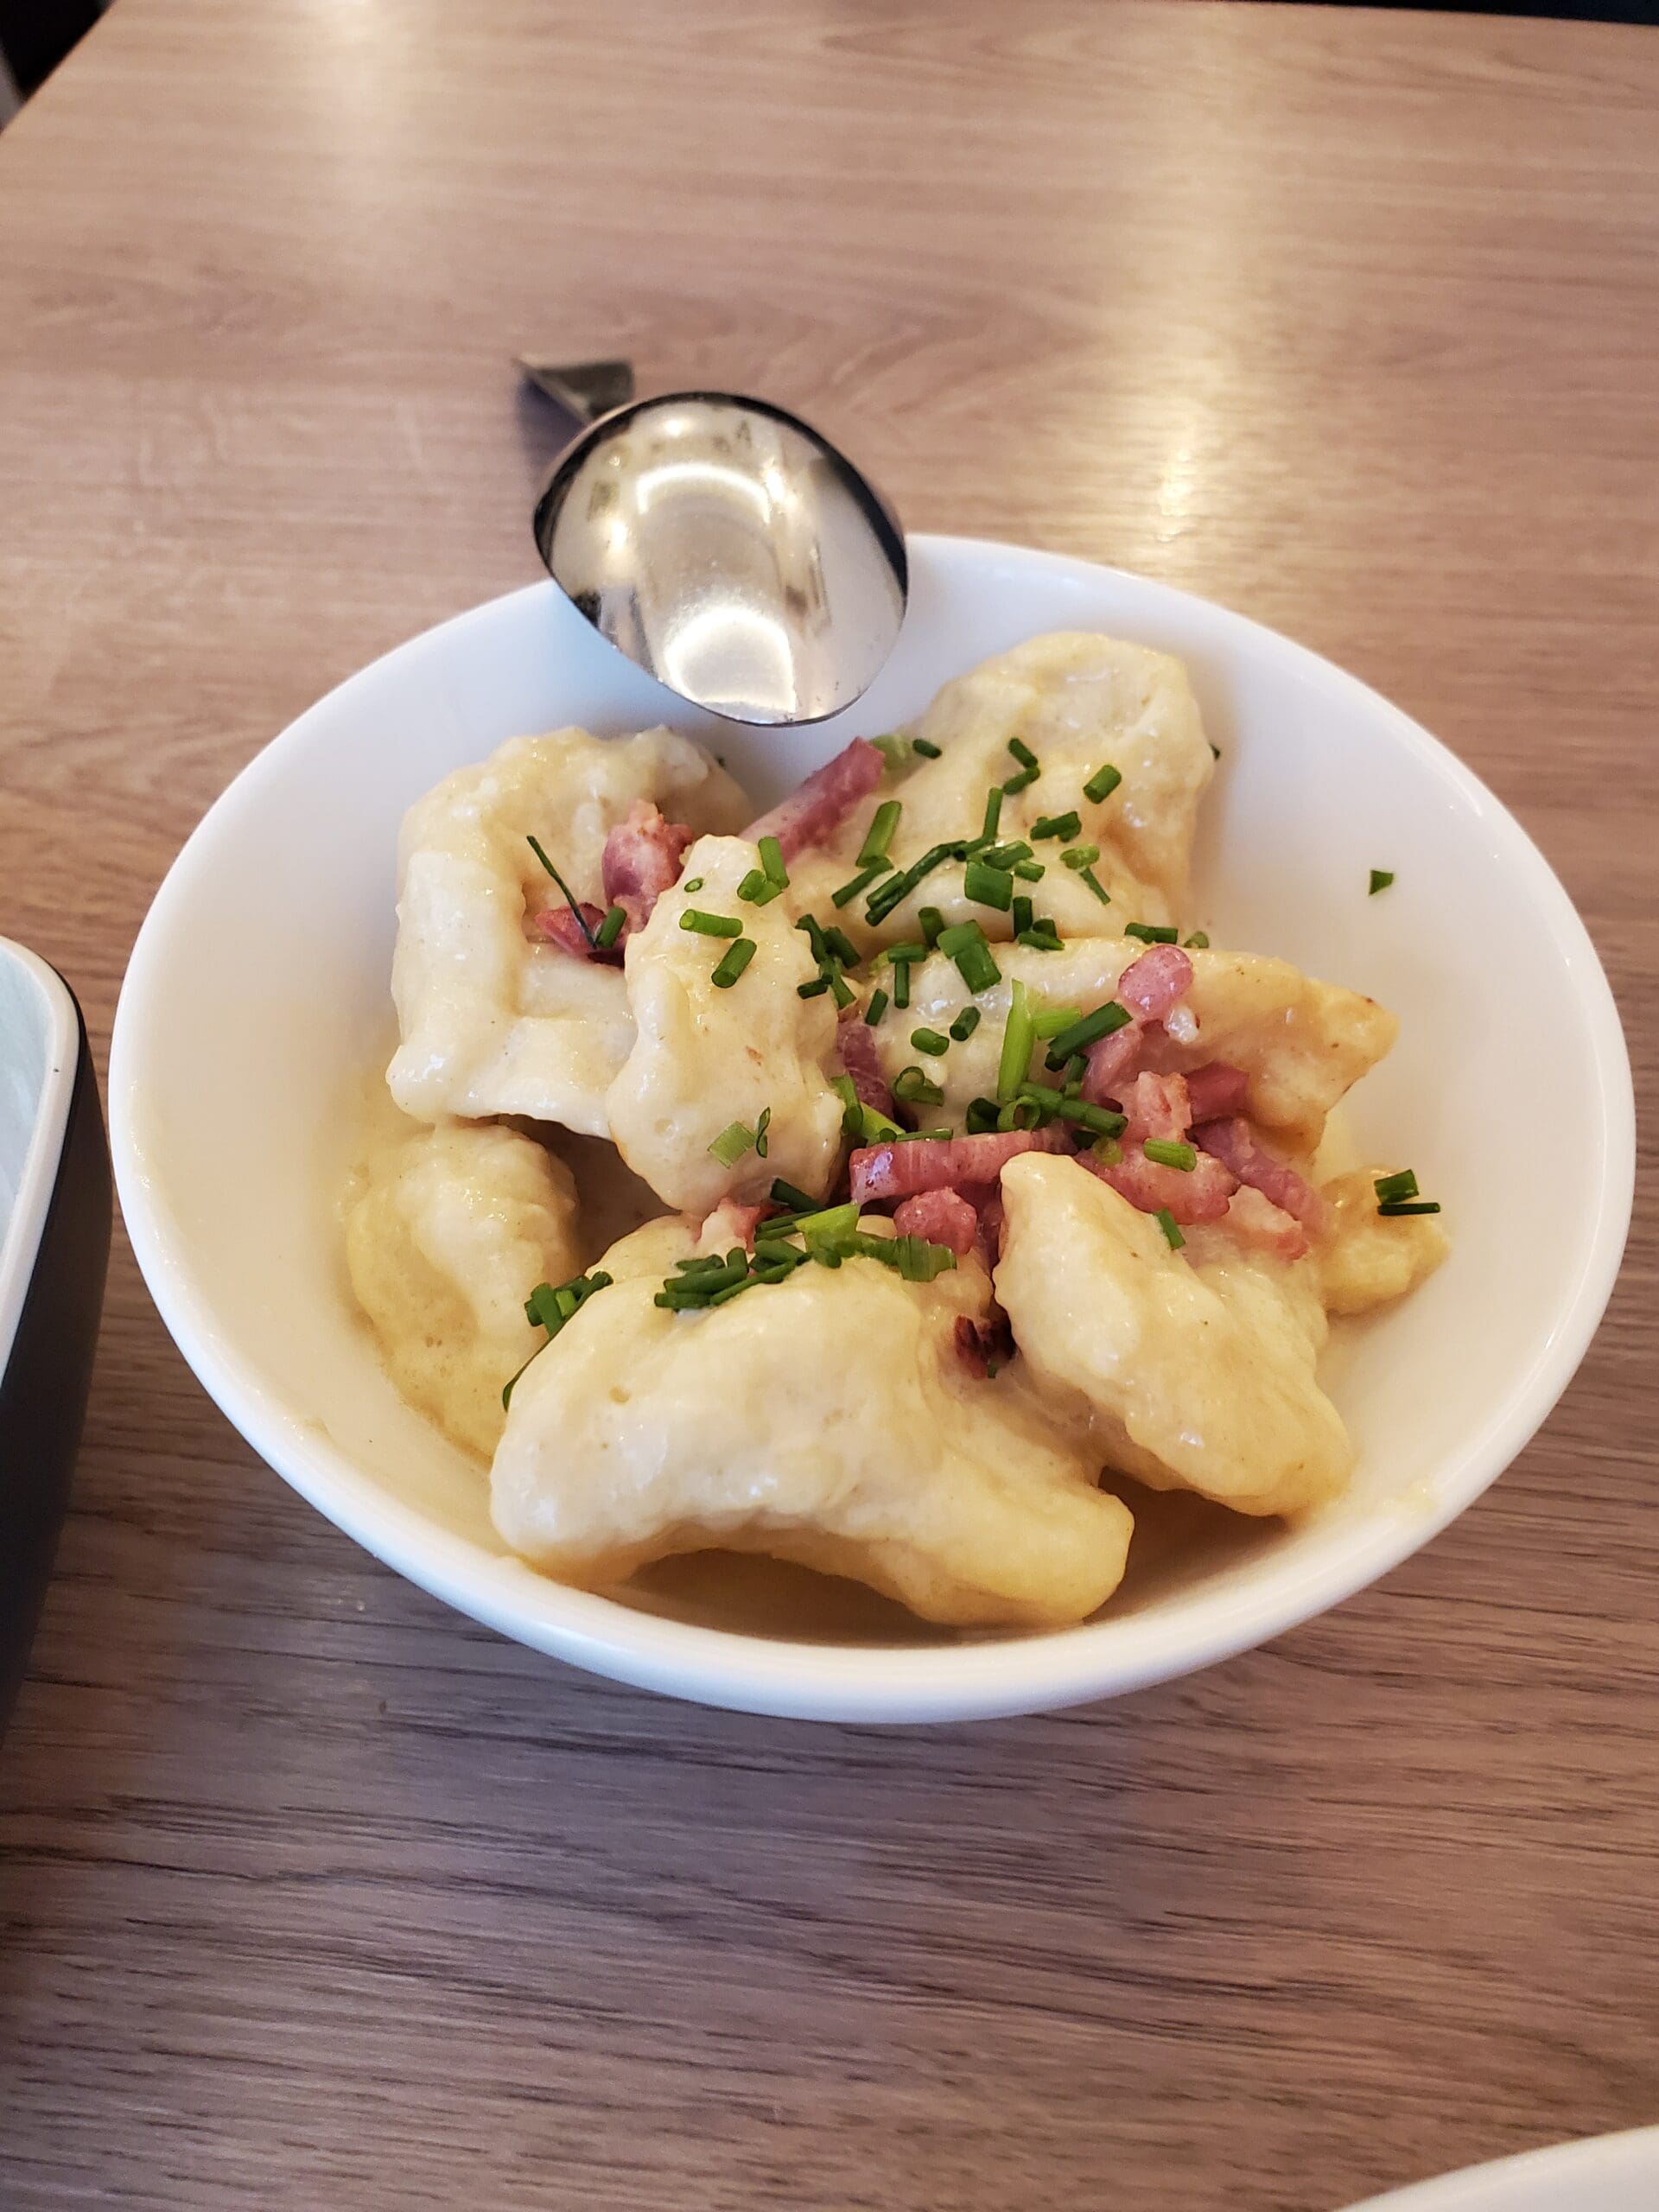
left=2, top=3, right=1655, bottom=2205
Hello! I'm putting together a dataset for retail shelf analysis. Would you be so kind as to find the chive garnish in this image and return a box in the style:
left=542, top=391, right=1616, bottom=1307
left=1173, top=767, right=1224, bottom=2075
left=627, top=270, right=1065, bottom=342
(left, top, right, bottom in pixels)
left=1031, top=1005, right=1083, bottom=1038
left=1001, top=766, right=1038, bottom=795
left=1077, top=868, right=1112, bottom=907
left=978, top=841, right=1033, bottom=870
left=911, top=1027, right=950, bottom=1058
left=1370, top=869, right=1395, bottom=895
left=683, top=877, right=703, bottom=893
left=1007, top=737, right=1039, bottom=772
left=1044, top=1000, right=1131, bottom=1067
left=769, top=1179, right=817, bottom=1211
left=1378, top=1199, right=1441, bottom=1217
left=755, top=1106, right=771, bottom=1159
left=738, top=868, right=785, bottom=906
left=1092, top=1135, right=1122, bottom=1165
left=871, top=734, right=911, bottom=774
left=912, top=736, right=942, bottom=758
left=892, top=961, right=911, bottom=1010
left=964, top=1096, right=1001, bottom=1134
left=824, top=964, right=855, bottom=1009
left=866, top=841, right=963, bottom=925
left=595, top=904, right=627, bottom=949
left=981, top=785, right=1004, bottom=842
left=709, top=1120, right=758, bottom=1166
left=1143, top=1138, right=1198, bottom=1171
left=950, top=1007, right=981, bottom=1042
left=503, top=1267, right=613, bottom=1406
left=997, top=980, right=1035, bottom=1101
left=758, top=835, right=789, bottom=887
left=681, top=908, right=743, bottom=938
left=864, top=987, right=889, bottom=1027
left=880, top=940, right=929, bottom=966
left=936, top=919, right=1002, bottom=995
left=1061, top=1099, right=1126, bottom=1138
left=858, top=800, right=902, bottom=868
left=997, top=1097, right=1044, bottom=1132
left=1031, top=810, right=1081, bottom=842
left=1084, top=764, right=1122, bottom=804
left=1061, top=844, right=1100, bottom=868
left=831, top=861, right=890, bottom=907
left=823, top=925, right=861, bottom=969
left=893, top=1065, right=946, bottom=1107
left=918, top=906, right=945, bottom=948
left=1013, top=859, right=1045, bottom=882
left=525, top=835, right=600, bottom=951
left=1155, top=1208, right=1185, bottom=1249
left=797, top=913, right=829, bottom=960
left=711, top=938, right=756, bottom=988
left=1184, top=931, right=1210, bottom=949
left=1012, top=894, right=1033, bottom=936
left=798, top=976, right=831, bottom=999
left=963, top=861, right=1014, bottom=911
left=1374, top=1169, right=1420, bottom=1204
left=1017, top=924, right=1064, bottom=951
left=1123, top=921, right=1179, bottom=944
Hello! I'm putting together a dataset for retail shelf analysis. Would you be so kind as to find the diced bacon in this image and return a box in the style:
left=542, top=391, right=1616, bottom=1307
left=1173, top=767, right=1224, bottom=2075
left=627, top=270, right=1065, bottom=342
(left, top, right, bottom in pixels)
left=849, top=1125, right=1069, bottom=1205
left=742, top=738, right=885, bottom=861
left=1193, top=1116, right=1328, bottom=1235
left=1183, top=1061, right=1250, bottom=1122
left=893, top=1188, right=978, bottom=1255
left=528, top=901, right=624, bottom=964
left=1081, top=1021, right=1146, bottom=1103
left=969, top=1184, right=1005, bottom=1265
left=835, top=1009, right=895, bottom=1121
left=700, top=1198, right=766, bottom=1252
left=601, top=800, right=693, bottom=931
left=954, top=1311, right=1014, bottom=1380
left=1121, top=1071, right=1192, bottom=1146
left=1222, top=1184, right=1311, bottom=1261
left=1076, top=1142, right=1237, bottom=1224
left=1117, top=943, right=1192, bottom=1022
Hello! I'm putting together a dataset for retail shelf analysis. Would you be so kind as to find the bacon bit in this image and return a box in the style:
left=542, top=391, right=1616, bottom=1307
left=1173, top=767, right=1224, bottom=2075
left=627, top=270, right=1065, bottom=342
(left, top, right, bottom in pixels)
left=835, top=1008, right=896, bottom=1120
left=1193, top=1116, right=1329, bottom=1235
left=601, top=800, right=694, bottom=932
left=1182, top=1061, right=1250, bottom=1123
left=1076, top=1141, right=1237, bottom=1224
left=893, top=1188, right=978, bottom=1255
left=742, top=738, right=885, bottom=861
left=1081, top=943, right=1195, bottom=1104
left=954, top=1311, right=1014, bottom=1380
left=699, top=1198, right=767, bottom=1253
left=528, top=901, right=625, bottom=964
left=1221, top=1184, right=1311, bottom=1261
left=849, top=1125, right=1069, bottom=1204
left=1121, top=1071, right=1192, bottom=1146
left=969, top=1184, right=1005, bottom=1266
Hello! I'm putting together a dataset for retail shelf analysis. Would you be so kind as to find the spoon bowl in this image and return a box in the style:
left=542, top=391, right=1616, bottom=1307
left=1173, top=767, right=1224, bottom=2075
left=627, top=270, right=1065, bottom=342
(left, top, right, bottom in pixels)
left=531, top=391, right=908, bottom=726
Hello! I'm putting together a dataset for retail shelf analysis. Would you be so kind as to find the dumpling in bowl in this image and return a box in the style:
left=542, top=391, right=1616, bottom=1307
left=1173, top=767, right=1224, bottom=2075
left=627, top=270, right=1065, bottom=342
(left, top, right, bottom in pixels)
left=491, top=1212, right=1134, bottom=1629
left=788, top=634, right=1216, bottom=948
left=995, top=1151, right=1352, bottom=1517
left=605, top=836, right=848, bottom=1214
left=345, top=1120, right=582, bottom=1459
left=389, top=727, right=750, bottom=1135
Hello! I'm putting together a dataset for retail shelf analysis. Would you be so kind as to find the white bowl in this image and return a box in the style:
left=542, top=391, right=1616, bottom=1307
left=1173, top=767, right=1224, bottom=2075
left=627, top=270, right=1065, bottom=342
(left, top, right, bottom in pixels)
left=109, top=537, right=1635, bottom=1723
left=1344, top=2125, right=1659, bottom=2210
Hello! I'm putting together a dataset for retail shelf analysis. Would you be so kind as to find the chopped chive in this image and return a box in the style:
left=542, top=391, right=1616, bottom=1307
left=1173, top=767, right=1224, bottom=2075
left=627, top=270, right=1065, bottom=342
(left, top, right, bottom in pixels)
left=1123, top=921, right=1179, bottom=944
left=754, top=1105, right=771, bottom=1159
left=964, top=1095, right=1001, bottom=1134
left=1012, top=894, right=1034, bottom=936
left=1084, top=763, right=1122, bottom=804
left=823, top=925, right=861, bottom=969
left=683, top=876, right=704, bottom=893
left=770, top=1178, right=818, bottom=1211
left=858, top=800, right=902, bottom=868
left=963, top=861, right=1014, bottom=911
left=737, top=868, right=784, bottom=906
left=997, top=980, right=1036, bottom=1101
left=594, top=904, right=627, bottom=949
left=949, top=1007, right=981, bottom=1042
left=881, top=940, right=929, bottom=967
left=893, top=1236, right=957, bottom=1282
left=981, top=785, right=1004, bottom=842
left=918, top=906, right=945, bottom=948
left=867, top=841, right=959, bottom=925
left=1378, top=1199, right=1442, bottom=1217
left=681, top=908, right=743, bottom=938
left=1092, top=1135, right=1122, bottom=1165
left=674, top=1254, right=731, bottom=1276
left=1007, top=737, right=1039, bottom=772
left=864, top=987, right=889, bottom=1027
left=937, top=918, right=1001, bottom=995
left=1058, top=1098, right=1125, bottom=1138
left=1031, top=1004, right=1084, bottom=1039
left=1061, top=843, right=1101, bottom=869
left=524, top=1283, right=563, bottom=1332
left=1077, top=868, right=1112, bottom=907
left=997, top=1097, right=1044, bottom=1132
left=824, top=963, right=855, bottom=1009
left=793, top=1201, right=861, bottom=1240
left=1370, top=869, right=1395, bottom=895
left=1374, top=1169, right=1420, bottom=1205
left=1013, top=860, right=1045, bottom=882
left=1063, top=1053, right=1087, bottom=1085
left=978, top=841, right=1034, bottom=870
left=871, top=734, right=911, bottom=774
left=1154, top=1208, right=1185, bottom=1250
left=797, top=976, right=831, bottom=999
left=912, top=736, right=943, bottom=759
left=1001, top=766, right=1039, bottom=795
left=1031, top=810, right=1081, bottom=842
left=1143, top=1138, right=1198, bottom=1171
left=709, top=1120, right=757, bottom=1166
left=1184, top=931, right=1210, bottom=950
left=525, top=835, right=600, bottom=950
left=1016, top=1080, right=1066, bottom=1115
left=1044, top=1000, right=1132, bottom=1066
left=796, top=913, right=828, bottom=959
left=911, top=1027, right=950, bottom=1058
left=757, top=835, right=789, bottom=887
left=504, top=1268, right=613, bottom=1405
left=893, top=1065, right=945, bottom=1107
left=831, top=860, right=890, bottom=907
left=711, top=937, right=757, bottom=988
left=1017, top=925, right=1064, bottom=951
left=892, top=961, right=912, bottom=1010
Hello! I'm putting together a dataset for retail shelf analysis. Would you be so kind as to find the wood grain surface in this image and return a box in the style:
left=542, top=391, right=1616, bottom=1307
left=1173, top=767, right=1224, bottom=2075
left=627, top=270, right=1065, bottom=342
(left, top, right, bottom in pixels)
left=2, top=3, right=1656, bottom=2207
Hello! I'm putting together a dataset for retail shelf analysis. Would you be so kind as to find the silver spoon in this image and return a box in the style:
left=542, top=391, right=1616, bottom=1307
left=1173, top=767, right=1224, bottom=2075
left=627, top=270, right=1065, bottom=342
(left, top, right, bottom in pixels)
left=524, top=364, right=908, bottom=727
